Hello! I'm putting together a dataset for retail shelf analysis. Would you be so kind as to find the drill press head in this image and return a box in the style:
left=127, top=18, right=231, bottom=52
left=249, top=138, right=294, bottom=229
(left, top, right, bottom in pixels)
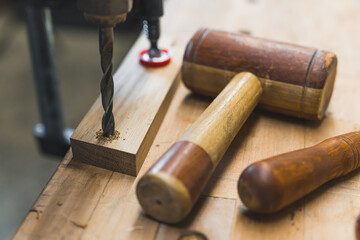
left=77, top=0, right=133, bottom=26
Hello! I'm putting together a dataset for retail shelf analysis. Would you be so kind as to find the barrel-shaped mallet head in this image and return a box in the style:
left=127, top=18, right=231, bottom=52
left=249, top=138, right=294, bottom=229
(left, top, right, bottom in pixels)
left=182, top=28, right=337, bottom=120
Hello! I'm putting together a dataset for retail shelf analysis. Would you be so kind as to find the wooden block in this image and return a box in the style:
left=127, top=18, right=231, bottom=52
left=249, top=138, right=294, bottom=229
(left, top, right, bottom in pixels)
left=70, top=36, right=181, bottom=176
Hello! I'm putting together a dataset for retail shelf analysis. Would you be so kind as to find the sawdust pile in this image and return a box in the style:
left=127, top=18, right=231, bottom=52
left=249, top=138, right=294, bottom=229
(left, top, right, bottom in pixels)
left=96, top=129, right=120, bottom=142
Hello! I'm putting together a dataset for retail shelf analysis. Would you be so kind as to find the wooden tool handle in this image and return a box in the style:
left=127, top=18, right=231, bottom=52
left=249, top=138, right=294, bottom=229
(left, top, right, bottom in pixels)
left=238, top=131, right=360, bottom=214
left=136, top=72, right=263, bottom=223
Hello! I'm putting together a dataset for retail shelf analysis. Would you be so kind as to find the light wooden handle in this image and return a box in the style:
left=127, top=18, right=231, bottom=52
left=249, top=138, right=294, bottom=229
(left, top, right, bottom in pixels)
left=136, top=72, right=263, bottom=223
left=238, top=131, right=360, bottom=214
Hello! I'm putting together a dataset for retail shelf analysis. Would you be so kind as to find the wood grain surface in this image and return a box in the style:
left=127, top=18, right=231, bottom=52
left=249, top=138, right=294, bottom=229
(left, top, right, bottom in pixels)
left=13, top=0, right=360, bottom=239
left=180, top=73, right=262, bottom=165
left=183, top=29, right=318, bottom=87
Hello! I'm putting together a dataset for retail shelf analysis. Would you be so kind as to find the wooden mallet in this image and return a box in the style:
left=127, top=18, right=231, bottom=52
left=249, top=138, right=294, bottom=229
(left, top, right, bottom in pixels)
left=136, top=28, right=337, bottom=223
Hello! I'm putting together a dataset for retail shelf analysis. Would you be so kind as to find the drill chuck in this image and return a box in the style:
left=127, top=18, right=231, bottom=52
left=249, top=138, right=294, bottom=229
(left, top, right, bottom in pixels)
left=77, top=0, right=133, bottom=17
left=137, top=0, right=164, bottom=18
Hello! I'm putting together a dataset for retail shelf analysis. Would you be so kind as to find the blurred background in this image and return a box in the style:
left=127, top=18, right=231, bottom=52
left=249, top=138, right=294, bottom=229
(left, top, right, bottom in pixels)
left=0, top=0, right=141, bottom=238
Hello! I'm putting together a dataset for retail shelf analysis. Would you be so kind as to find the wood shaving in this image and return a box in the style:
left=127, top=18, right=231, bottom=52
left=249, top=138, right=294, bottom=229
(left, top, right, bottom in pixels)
left=70, top=219, right=88, bottom=229
left=29, top=209, right=43, bottom=220
left=95, top=129, right=120, bottom=142
left=126, top=226, right=144, bottom=232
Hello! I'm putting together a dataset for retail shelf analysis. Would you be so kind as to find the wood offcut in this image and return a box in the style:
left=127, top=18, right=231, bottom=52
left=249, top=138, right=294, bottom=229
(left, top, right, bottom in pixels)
left=70, top=36, right=181, bottom=176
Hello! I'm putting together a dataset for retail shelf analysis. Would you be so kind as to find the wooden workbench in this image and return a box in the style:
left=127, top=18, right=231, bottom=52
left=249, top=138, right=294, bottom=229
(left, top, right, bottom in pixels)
left=14, top=0, right=360, bottom=239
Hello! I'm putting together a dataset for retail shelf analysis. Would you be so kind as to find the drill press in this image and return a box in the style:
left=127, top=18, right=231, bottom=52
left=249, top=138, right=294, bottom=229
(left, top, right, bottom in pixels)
left=77, top=0, right=133, bottom=137
left=77, top=0, right=168, bottom=137
left=21, top=0, right=169, bottom=158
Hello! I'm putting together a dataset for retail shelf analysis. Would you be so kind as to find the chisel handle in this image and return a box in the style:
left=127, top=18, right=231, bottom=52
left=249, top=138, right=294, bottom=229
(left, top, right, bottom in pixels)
left=136, top=72, right=263, bottom=223
left=238, top=131, right=360, bottom=214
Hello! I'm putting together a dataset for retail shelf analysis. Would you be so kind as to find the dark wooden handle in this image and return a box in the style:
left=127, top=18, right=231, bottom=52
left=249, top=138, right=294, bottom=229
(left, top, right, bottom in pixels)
left=238, top=131, right=360, bottom=213
left=136, top=141, right=214, bottom=223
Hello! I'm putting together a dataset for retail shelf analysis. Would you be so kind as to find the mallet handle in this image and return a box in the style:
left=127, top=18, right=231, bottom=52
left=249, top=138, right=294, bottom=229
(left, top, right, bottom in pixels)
left=137, top=72, right=262, bottom=223
left=238, top=131, right=360, bottom=214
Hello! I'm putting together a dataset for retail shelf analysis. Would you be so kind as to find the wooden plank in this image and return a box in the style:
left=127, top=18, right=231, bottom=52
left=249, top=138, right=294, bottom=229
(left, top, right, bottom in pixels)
left=13, top=0, right=360, bottom=239
left=70, top=35, right=181, bottom=176
left=156, top=196, right=236, bottom=240
left=12, top=151, right=117, bottom=239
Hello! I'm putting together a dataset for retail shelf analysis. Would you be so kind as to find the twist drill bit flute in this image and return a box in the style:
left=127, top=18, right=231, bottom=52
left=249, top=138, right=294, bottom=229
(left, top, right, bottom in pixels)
left=143, top=18, right=160, bottom=57
left=99, top=27, right=115, bottom=136
left=77, top=0, right=132, bottom=137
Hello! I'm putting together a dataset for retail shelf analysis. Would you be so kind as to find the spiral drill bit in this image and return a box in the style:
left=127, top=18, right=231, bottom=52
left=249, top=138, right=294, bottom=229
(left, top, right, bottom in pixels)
left=99, top=27, right=115, bottom=137
left=138, top=0, right=170, bottom=67
left=77, top=0, right=131, bottom=138
left=143, top=18, right=161, bottom=57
